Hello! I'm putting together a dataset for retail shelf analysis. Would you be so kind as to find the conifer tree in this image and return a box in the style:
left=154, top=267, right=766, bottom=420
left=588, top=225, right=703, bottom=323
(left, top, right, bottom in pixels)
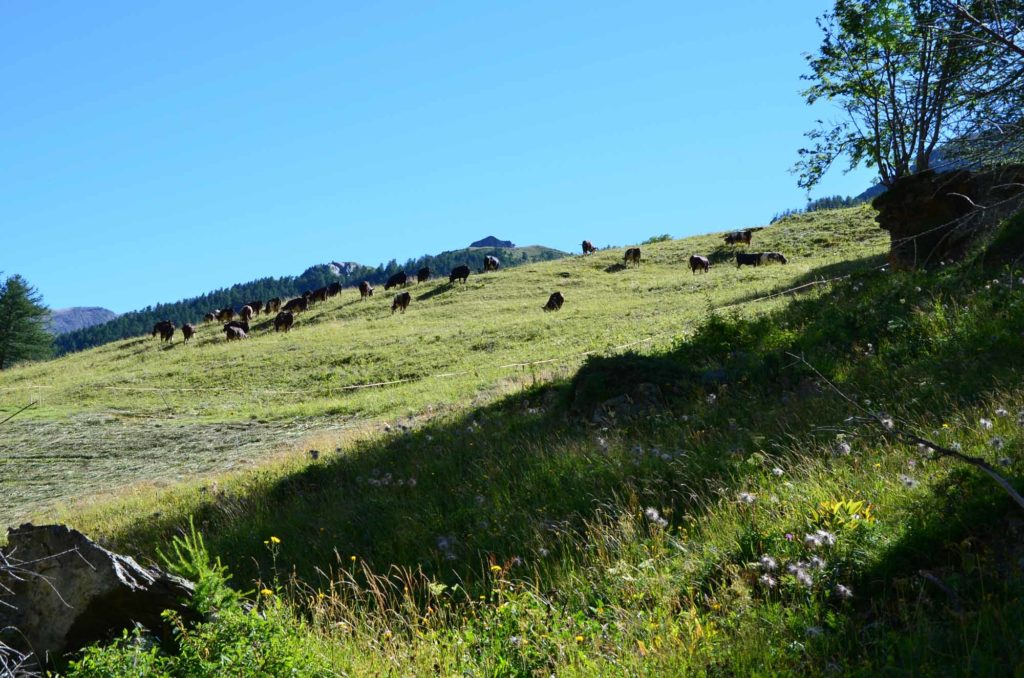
left=0, top=274, right=53, bottom=369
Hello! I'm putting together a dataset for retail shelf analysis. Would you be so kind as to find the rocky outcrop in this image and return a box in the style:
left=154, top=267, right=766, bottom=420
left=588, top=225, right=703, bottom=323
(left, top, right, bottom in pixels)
left=873, top=166, right=1024, bottom=268
left=470, top=236, right=515, bottom=248
left=0, top=524, right=195, bottom=665
left=47, top=307, right=118, bottom=335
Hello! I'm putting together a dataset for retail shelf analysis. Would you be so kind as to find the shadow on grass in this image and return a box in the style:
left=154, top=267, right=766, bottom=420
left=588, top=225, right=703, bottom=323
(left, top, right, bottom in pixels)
left=416, top=282, right=457, bottom=301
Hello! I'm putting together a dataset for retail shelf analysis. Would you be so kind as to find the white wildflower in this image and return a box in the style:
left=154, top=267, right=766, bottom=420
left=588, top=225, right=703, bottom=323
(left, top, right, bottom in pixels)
left=759, top=555, right=778, bottom=571
left=706, top=393, right=717, bottom=405
left=737, top=492, right=757, bottom=505
left=759, top=573, right=777, bottom=588
left=995, top=408, right=1009, bottom=418
left=772, top=467, right=785, bottom=477
left=899, top=474, right=918, bottom=489
left=990, top=437, right=1005, bottom=450
left=835, top=441, right=852, bottom=456
left=809, top=555, right=827, bottom=570
left=835, top=584, right=853, bottom=599
left=880, top=414, right=895, bottom=430
left=980, top=418, right=994, bottom=430
left=644, top=507, right=668, bottom=528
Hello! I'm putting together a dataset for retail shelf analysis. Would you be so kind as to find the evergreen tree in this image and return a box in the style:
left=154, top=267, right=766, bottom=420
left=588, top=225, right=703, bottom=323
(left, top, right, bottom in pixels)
left=0, top=274, right=53, bottom=369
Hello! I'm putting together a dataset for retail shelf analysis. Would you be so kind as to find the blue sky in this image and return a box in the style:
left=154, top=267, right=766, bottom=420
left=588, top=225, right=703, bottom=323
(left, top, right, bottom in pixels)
left=1, top=1, right=875, bottom=313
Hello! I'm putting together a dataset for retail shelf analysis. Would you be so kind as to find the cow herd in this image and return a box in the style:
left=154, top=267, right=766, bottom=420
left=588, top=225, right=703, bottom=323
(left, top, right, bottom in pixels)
left=152, top=231, right=787, bottom=345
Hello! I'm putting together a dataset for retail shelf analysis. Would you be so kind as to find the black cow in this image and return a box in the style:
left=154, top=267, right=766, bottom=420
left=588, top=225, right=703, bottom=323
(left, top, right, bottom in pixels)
left=762, top=252, right=788, bottom=265
left=246, top=300, right=264, bottom=315
left=224, top=320, right=250, bottom=334
left=449, top=265, right=470, bottom=284
left=392, top=291, right=411, bottom=314
left=327, top=282, right=342, bottom=297
left=624, top=247, right=641, bottom=267
left=724, top=230, right=753, bottom=245
left=152, top=320, right=175, bottom=342
left=225, top=326, right=247, bottom=341
left=689, top=255, right=710, bottom=274
left=203, top=312, right=216, bottom=323
left=385, top=271, right=408, bottom=290
left=417, top=267, right=430, bottom=283
left=274, top=311, right=294, bottom=332
left=265, top=298, right=282, bottom=314
left=216, top=308, right=235, bottom=322
left=543, top=292, right=565, bottom=311
left=582, top=240, right=596, bottom=254
left=736, top=252, right=762, bottom=268
left=282, top=296, right=309, bottom=313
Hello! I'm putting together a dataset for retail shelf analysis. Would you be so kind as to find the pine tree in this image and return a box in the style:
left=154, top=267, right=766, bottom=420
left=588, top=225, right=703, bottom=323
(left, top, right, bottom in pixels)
left=0, top=274, right=53, bottom=369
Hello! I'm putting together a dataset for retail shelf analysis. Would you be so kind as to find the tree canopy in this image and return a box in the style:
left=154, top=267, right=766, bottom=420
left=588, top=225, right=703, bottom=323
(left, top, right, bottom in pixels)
left=0, top=274, right=53, bottom=370
left=796, top=0, right=1024, bottom=190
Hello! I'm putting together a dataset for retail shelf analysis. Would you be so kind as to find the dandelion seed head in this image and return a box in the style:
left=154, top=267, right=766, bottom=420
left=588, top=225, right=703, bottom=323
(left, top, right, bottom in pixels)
left=990, top=436, right=1005, bottom=450
left=996, top=408, right=1009, bottom=418
left=737, top=492, right=757, bottom=505
left=772, top=467, right=785, bottom=477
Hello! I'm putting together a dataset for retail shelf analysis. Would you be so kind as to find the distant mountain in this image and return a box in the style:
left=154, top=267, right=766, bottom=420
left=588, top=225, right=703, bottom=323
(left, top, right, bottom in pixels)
left=54, top=243, right=567, bottom=355
left=470, top=236, right=515, bottom=248
left=47, top=307, right=119, bottom=335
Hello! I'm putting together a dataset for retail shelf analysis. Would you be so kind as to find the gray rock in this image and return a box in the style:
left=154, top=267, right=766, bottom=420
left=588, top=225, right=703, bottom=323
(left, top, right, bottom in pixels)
left=0, top=524, right=195, bottom=664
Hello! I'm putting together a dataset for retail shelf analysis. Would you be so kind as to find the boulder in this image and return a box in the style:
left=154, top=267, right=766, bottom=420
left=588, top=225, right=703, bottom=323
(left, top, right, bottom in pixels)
left=0, top=524, right=195, bottom=664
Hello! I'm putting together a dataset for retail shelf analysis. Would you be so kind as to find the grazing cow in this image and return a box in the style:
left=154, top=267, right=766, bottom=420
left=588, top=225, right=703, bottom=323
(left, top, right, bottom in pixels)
left=182, top=323, right=196, bottom=343
left=152, top=320, right=175, bottom=342
left=203, top=312, right=216, bottom=323
left=449, top=265, right=470, bottom=284
left=282, top=296, right=309, bottom=313
left=274, top=311, right=294, bottom=332
left=483, top=255, right=501, bottom=272
left=327, top=282, right=342, bottom=297
left=736, top=252, right=762, bottom=268
left=417, top=267, right=430, bottom=283
left=216, top=308, right=235, bottom=323
left=224, top=320, right=250, bottom=334
left=543, top=291, right=565, bottom=311
left=265, top=298, right=282, bottom=314
left=225, top=326, right=247, bottom=341
left=385, top=271, right=408, bottom=290
left=624, top=247, right=642, bottom=267
left=246, top=300, right=263, bottom=315
left=582, top=240, right=596, bottom=255
left=239, top=305, right=254, bottom=322
left=724, top=230, right=753, bottom=246
left=392, top=291, right=411, bottom=314
left=359, top=281, right=374, bottom=299
left=762, top=251, right=788, bottom=265
left=309, top=287, right=329, bottom=304
left=689, top=255, right=710, bottom=274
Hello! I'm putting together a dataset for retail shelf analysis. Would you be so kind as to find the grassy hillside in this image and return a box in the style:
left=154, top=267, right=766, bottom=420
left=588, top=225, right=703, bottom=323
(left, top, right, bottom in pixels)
left=9, top=205, right=1024, bottom=675
left=0, top=207, right=883, bottom=526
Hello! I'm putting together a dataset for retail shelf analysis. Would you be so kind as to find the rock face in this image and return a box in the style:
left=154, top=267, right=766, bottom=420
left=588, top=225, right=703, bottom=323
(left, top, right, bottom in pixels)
left=470, top=236, right=515, bottom=248
left=873, top=167, right=1024, bottom=268
left=0, top=524, right=195, bottom=664
left=47, top=307, right=118, bottom=335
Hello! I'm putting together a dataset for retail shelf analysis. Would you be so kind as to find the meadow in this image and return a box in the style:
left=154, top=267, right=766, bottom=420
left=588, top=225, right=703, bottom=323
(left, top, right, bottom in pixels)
left=0, top=206, right=884, bottom=526
left=6, top=205, right=1024, bottom=675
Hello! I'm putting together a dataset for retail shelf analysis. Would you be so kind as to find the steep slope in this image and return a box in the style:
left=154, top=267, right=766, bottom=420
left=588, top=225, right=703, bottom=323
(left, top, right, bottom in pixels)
left=0, top=207, right=884, bottom=525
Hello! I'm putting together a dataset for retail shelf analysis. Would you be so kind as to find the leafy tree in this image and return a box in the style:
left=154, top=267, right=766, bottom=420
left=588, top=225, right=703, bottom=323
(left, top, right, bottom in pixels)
left=797, top=0, right=980, bottom=189
left=0, top=274, right=53, bottom=369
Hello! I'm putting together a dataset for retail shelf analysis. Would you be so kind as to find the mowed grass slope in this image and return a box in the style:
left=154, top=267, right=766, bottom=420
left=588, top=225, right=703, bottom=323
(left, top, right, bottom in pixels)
left=0, top=207, right=885, bottom=525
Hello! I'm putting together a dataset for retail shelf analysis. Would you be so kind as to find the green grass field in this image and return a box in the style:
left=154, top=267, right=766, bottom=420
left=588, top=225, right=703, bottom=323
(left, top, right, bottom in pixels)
left=7, top=205, right=1024, bottom=675
left=0, top=206, right=885, bottom=526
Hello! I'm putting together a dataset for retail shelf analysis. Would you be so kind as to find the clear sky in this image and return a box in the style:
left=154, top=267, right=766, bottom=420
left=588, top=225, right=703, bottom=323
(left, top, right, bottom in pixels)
left=1, top=1, right=876, bottom=313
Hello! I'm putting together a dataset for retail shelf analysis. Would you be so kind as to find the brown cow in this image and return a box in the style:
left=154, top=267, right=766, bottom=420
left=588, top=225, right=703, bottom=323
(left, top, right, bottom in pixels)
left=624, top=247, right=641, bottom=267
left=216, top=308, right=235, bottom=323
left=239, top=305, right=254, bottom=322
left=392, top=291, right=411, bottom=314
left=274, top=311, right=294, bottom=332
left=225, top=326, right=247, bottom=341
left=246, top=300, right=263, bottom=315
left=265, top=298, right=282, bottom=314
left=543, top=291, right=565, bottom=311
left=582, top=240, right=596, bottom=254
left=483, top=255, right=501, bottom=272
left=182, top=323, right=196, bottom=342
left=203, top=312, right=216, bottom=323
left=417, top=267, right=430, bottom=283
left=359, top=281, right=374, bottom=299
left=689, top=255, right=710, bottom=274
left=282, top=296, right=308, bottom=313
